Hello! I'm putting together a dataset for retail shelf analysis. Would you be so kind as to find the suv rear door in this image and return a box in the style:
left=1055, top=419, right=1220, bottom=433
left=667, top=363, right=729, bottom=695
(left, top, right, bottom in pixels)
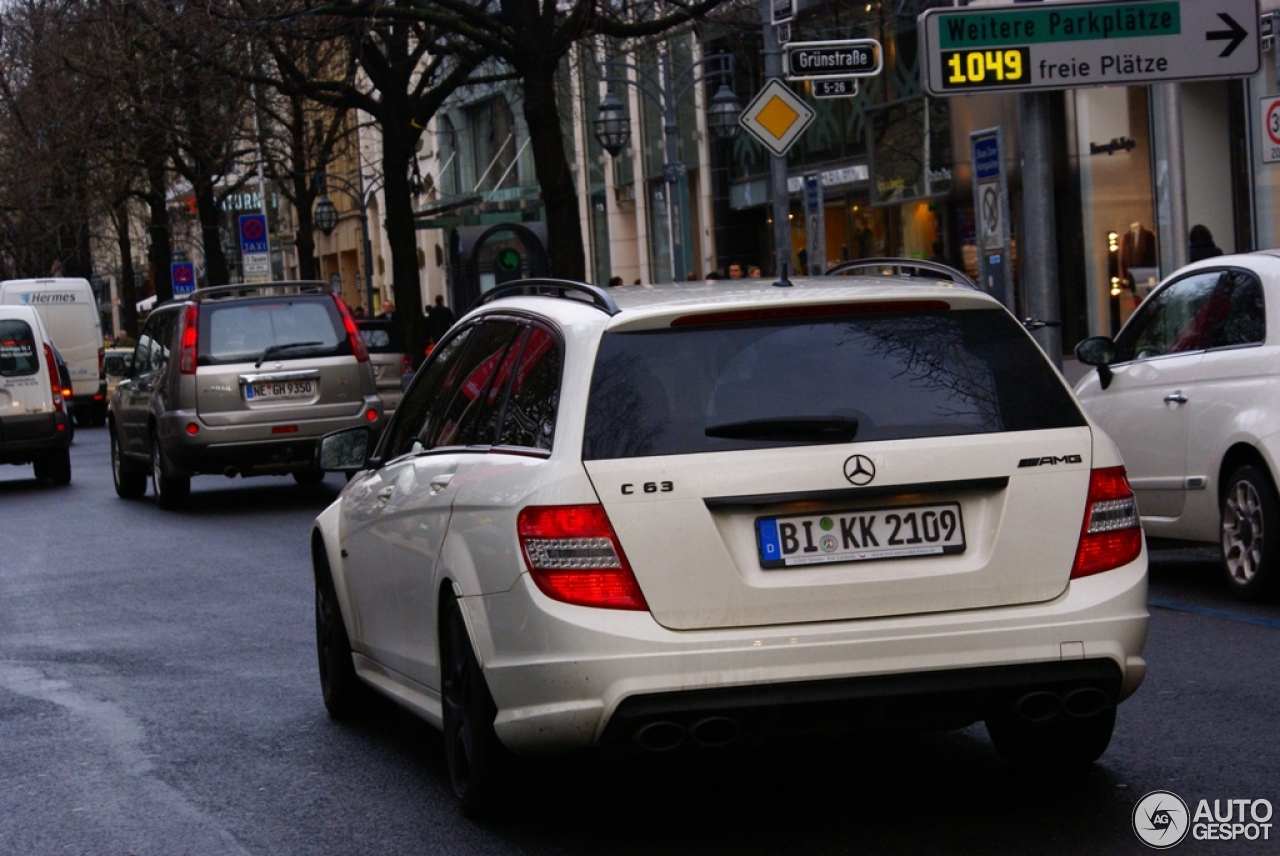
left=581, top=302, right=1096, bottom=630
left=114, top=307, right=179, bottom=458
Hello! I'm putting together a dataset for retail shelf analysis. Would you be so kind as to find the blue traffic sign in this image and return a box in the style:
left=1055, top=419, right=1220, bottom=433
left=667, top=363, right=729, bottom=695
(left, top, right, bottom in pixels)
left=238, top=214, right=269, bottom=255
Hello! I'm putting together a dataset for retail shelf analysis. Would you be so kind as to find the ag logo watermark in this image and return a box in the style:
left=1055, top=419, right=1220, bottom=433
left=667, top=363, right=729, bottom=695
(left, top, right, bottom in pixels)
left=1133, top=790, right=1274, bottom=848
left=1133, top=791, right=1189, bottom=849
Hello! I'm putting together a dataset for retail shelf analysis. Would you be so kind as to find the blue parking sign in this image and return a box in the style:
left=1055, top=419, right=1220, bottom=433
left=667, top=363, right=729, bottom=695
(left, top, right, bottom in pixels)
left=238, top=214, right=269, bottom=255
left=171, top=261, right=196, bottom=296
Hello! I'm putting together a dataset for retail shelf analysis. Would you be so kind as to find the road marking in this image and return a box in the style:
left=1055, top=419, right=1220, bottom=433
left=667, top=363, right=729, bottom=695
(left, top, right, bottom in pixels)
left=1149, top=597, right=1280, bottom=628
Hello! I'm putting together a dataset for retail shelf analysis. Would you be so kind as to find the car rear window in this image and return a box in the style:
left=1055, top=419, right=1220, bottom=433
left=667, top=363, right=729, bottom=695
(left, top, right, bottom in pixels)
left=583, top=307, right=1086, bottom=460
left=358, top=322, right=406, bottom=354
left=200, top=298, right=348, bottom=365
left=0, top=319, right=39, bottom=377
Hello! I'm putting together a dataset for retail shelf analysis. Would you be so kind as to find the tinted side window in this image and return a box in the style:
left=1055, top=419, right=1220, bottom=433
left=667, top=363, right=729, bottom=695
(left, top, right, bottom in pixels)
left=1114, top=272, right=1220, bottom=361
left=135, top=311, right=177, bottom=373
left=496, top=326, right=561, bottom=450
left=583, top=308, right=1085, bottom=460
left=382, top=324, right=476, bottom=459
left=0, top=319, right=38, bottom=377
left=426, top=321, right=523, bottom=448
left=1208, top=271, right=1265, bottom=349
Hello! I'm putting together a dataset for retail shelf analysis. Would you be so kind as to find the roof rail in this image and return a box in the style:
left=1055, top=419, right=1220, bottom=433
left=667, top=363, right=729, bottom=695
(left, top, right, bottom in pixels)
left=471, top=278, right=621, bottom=316
left=824, top=258, right=984, bottom=292
left=188, top=281, right=329, bottom=302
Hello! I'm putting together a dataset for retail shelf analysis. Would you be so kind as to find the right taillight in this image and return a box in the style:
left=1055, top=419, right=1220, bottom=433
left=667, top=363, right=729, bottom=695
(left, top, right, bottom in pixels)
left=517, top=505, right=649, bottom=611
left=178, top=304, right=199, bottom=375
left=42, top=344, right=63, bottom=413
left=333, top=296, right=370, bottom=362
left=1071, top=466, right=1142, bottom=578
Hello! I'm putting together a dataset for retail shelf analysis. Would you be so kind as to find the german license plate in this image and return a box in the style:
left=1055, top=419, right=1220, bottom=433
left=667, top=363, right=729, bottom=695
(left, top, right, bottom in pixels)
left=245, top=379, right=315, bottom=401
left=756, top=502, right=965, bottom=568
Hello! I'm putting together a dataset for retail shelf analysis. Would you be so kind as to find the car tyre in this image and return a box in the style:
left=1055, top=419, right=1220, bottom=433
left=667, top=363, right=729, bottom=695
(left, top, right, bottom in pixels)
left=33, top=447, right=71, bottom=486
left=441, top=593, right=510, bottom=819
left=314, top=550, right=367, bottom=721
left=151, top=435, right=190, bottom=509
left=1221, top=464, right=1280, bottom=600
left=986, top=706, right=1115, bottom=769
left=293, top=466, right=325, bottom=486
left=111, top=428, right=147, bottom=498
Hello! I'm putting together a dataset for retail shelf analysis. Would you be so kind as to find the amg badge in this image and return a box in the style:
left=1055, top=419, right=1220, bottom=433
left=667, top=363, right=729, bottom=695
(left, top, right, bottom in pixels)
left=1018, top=454, right=1084, bottom=467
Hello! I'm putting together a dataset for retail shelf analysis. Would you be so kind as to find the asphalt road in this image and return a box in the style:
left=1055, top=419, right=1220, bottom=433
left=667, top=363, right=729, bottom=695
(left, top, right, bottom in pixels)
left=1, top=427, right=1278, bottom=855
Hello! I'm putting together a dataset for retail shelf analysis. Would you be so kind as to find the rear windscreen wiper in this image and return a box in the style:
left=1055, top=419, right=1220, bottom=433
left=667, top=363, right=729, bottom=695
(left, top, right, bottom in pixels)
left=704, top=416, right=859, bottom=442
left=256, top=341, right=324, bottom=368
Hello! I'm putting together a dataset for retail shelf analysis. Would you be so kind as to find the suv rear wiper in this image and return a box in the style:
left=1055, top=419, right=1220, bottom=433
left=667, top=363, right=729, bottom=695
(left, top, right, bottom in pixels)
left=256, top=341, right=324, bottom=368
left=704, top=416, right=859, bottom=442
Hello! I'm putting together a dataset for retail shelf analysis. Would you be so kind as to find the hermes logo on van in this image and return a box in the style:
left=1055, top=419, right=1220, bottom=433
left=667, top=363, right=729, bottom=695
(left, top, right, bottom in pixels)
left=22, top=293, right=79, bottom=304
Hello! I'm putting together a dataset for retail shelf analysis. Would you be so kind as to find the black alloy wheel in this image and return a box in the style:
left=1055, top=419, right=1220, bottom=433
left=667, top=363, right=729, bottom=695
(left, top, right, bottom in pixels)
left=151, top=435, right=190, bottom=510
left=314, top=550, right=367, bottom=721
left=111, top=427, right=147, bottom=498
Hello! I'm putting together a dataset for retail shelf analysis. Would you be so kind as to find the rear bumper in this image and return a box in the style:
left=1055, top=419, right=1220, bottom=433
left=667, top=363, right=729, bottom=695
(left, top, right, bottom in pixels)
left=0, top=412, right=72, bottom=462
left=464, top=557, right=1148, bottom=757
left=158, top=401, right=381, bottom=475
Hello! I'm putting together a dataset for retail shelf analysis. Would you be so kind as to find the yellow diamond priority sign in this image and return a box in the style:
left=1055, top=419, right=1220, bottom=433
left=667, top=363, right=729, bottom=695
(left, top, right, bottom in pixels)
left=739, top=79, right=815, bottom=157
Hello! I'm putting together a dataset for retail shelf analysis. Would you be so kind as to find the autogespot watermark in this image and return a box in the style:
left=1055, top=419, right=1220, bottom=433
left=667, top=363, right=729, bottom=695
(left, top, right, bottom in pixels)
left=1133, top=790, right=1274, bottom=848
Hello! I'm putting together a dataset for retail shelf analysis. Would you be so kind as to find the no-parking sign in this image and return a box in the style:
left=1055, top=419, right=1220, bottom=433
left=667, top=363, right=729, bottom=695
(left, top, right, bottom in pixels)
left=1262, top=97, right=1280, bottom=164
left=171, top=261, right=196, bottom=296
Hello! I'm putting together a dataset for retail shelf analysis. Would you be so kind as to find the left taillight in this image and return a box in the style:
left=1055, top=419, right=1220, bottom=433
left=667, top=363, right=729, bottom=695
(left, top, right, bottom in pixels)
left=179, top=304, right=199, bottom=375
left=517, top=505, right=649, bottom=611
left=1071, top=466, right=1143, bottom=578
left=42, top=344, right=63, bottom=413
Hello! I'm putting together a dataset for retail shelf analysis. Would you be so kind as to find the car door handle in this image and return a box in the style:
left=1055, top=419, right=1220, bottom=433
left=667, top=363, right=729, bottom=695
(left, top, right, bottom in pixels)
left=429, top=474, right=454, bottom=492
left=377, top=485, right=394, bottom=504
left=1164, top=392, right=1188, bottom=404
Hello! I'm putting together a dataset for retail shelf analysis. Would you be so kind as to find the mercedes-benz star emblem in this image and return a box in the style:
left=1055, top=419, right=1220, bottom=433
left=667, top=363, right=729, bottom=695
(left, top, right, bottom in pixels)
left=844, top=454, right=876, bottom=486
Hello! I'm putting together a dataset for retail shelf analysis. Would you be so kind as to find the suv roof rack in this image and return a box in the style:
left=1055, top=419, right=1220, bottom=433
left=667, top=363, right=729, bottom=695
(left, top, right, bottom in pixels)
left=824, top=258, right=983, bottom=292
left=472, top=279, right=621, bottom=316
left=189, top=281, right=329, bottom=302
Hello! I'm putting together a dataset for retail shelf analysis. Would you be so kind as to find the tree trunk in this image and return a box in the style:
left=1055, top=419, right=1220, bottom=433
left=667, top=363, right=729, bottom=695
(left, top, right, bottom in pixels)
left=523, top=64, right=586, bottom=281
left=380, top=126, right=430, bottom=366
left=115, top=203, right=139, bottom=340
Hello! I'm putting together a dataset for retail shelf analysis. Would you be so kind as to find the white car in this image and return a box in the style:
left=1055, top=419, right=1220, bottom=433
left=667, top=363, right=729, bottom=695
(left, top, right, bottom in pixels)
left=1076, top=250, right=1280, bottom=600
left=312, top=271, right=1148, bottom=816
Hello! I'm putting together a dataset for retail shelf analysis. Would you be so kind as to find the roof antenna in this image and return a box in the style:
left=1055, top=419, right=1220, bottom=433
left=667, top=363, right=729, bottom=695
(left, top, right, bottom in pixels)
left=772, top=261, right=793, bottom=288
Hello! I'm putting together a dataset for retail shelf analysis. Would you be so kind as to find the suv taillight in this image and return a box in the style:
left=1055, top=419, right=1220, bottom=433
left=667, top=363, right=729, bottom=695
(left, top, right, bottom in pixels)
left=517, top=505, right=649, bottom=610
left=179, top=304, right=199, bottom=375
left=334, top=297, right=369, bottom=362
left=42, top=344, right=63, bottom=413
left=1071, top=466, right=1142, bottom=578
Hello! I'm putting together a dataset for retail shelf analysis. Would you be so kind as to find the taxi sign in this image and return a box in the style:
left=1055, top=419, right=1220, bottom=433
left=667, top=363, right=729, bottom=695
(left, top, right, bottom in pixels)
left=739, top=79, right=816, bottom=157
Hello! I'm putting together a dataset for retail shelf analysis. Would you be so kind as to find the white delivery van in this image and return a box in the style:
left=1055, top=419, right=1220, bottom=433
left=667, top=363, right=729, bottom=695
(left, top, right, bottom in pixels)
left=0, top=278, right=105, bottom=425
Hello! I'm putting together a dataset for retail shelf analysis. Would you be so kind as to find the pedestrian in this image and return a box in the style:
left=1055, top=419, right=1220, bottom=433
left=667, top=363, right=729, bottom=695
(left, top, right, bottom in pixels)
left=928, top=240, right=947, bottom=264
left=352, top=306, right=366, bottom=319
left=1188, top=224, right=1223, bottom=262
left=727, top=263, right=745, bottom=279
left=379, top=301, right=395, bottom=321
left=424, top=294, right=457, bottom=345
left=748, top=265, right=762, bottom=278
left=607, top=275, right=623, bottom=287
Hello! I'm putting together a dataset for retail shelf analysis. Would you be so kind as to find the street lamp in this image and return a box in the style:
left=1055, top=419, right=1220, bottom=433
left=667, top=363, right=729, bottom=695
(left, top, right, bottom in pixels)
left=312, top=173, right=382, bottom=314
left=594, top=46, right=741, bottom=282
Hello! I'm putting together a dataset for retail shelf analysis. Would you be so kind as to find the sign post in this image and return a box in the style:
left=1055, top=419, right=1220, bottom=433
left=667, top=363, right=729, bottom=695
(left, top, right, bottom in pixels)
left=920, top=0, right=1260, bottom=96
left=803, top=173, right=825, bottom=276
left=972, top=128, right=1012, bottom=311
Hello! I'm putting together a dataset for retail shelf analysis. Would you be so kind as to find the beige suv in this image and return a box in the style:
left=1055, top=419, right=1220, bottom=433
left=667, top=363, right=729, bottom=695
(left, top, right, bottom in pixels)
left=109, top=282, right=382, bottom=508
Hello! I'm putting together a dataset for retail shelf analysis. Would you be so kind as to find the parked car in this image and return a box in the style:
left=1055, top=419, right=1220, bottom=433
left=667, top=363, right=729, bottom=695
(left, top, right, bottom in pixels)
left=103, top=347, right=132, bottom=402
left=355, top=318, right=410, bottom=416
left=312, top=272, right=1148, bottom=817
left=0, top=304, right=72, bottom=483
left=108, top=282, right=383, bottom=509
left=1075, top=250, right=1280, bottom=600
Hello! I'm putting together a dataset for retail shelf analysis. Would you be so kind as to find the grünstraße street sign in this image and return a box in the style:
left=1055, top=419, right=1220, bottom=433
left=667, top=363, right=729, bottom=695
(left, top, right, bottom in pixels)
left=784, top=40, right=882, bottom=81
left=919, top=0, right=1260, bottom=96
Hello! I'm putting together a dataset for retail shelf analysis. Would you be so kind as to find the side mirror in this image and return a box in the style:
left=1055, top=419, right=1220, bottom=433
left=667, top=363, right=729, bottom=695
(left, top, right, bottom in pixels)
left=1074, top=336, right=1116, bottom=390
left=317, top=426, right=374, bottom=472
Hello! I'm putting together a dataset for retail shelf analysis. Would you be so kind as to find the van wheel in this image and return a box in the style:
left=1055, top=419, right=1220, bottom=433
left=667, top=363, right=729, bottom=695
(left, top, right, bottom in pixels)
left=1221, top=464, right=1280, bottom=600
left=34, top=448, right=71, bottom=486
left=111, top=428, right=147, bottom=498
left=151, top=436, right=190, bottom=510
left=90, top=402, right=107, bottom=428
